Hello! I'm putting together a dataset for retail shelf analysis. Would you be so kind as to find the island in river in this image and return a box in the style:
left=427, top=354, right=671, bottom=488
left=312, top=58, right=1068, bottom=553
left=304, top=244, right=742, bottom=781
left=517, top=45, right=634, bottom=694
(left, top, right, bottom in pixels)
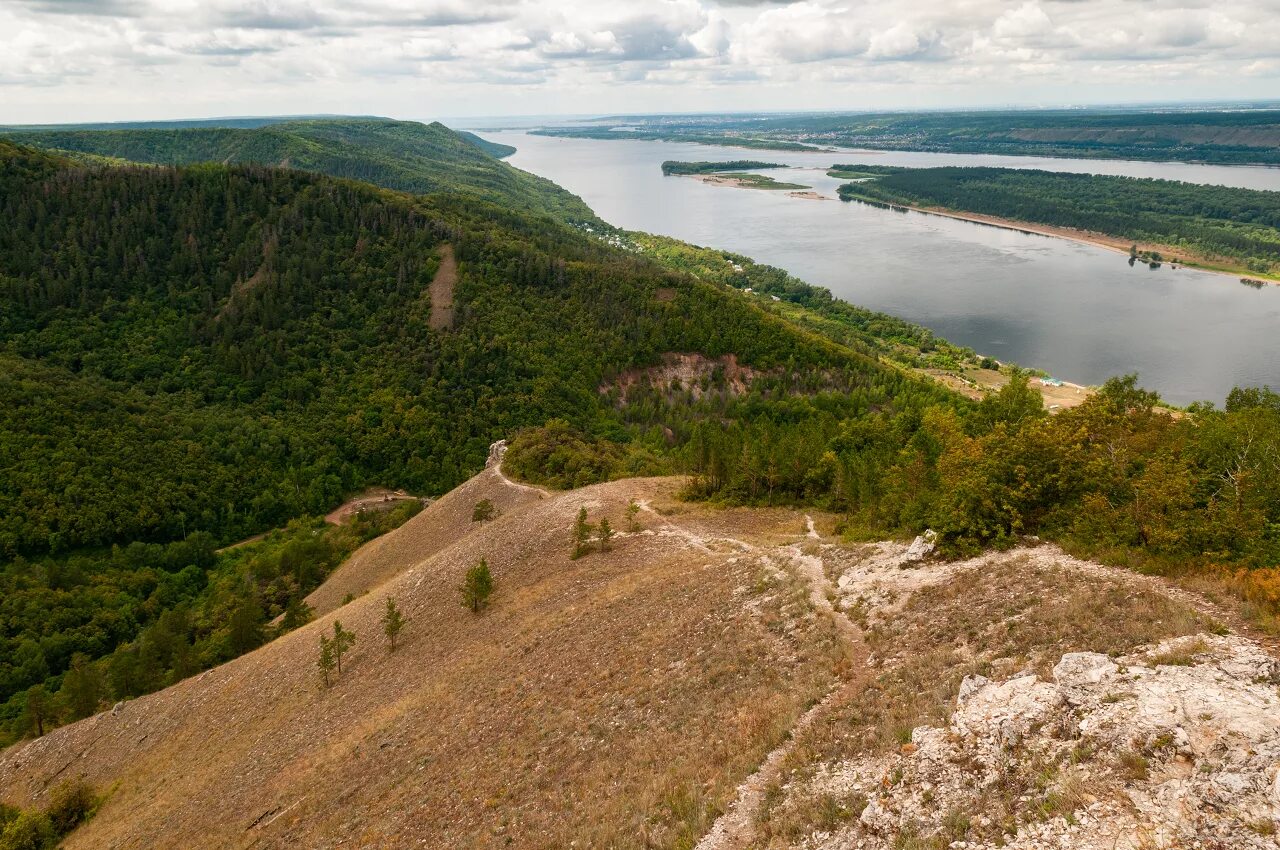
left=662, top=159, right=811, bottom=191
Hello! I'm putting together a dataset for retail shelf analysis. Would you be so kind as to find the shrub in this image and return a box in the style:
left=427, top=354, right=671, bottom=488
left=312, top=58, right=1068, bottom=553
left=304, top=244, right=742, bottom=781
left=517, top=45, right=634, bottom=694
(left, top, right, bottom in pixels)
left=0, top=810, right=55, bottom=850
left=45, top=783, right=98, bottom=835
left=472, top=499, right=496, bottom=522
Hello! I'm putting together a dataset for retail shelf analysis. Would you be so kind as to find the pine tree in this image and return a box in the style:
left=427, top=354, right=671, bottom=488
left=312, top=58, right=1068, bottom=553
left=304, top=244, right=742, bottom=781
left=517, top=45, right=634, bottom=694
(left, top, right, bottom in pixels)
left=23, top=685, right=52, bottom=737
left=331, top=621, right=356, bottom=675
left=59, top=653, right=103, bottom=720
left=626, top=499, right=641, bottom=532
left=598, top=517, right=614, bottom=551
left=571, top=507, right=594, bottom=559
left=317, top=635, right=335, bottom=687
left=282, top=595, right=314, bottom=631
left=461, top=559, right=494, bottom=613
left=381, top=597, right=406, bottom=652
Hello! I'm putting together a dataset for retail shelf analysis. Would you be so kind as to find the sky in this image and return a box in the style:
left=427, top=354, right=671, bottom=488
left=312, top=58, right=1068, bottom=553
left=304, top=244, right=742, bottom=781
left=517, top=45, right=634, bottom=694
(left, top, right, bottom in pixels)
left=3, top=0, right=1280, bottom=124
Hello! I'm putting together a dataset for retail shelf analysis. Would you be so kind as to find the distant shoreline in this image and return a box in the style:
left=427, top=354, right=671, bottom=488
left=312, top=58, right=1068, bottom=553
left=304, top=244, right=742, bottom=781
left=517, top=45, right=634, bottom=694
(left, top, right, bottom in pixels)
left=848, top=199, right=1280, bottom=287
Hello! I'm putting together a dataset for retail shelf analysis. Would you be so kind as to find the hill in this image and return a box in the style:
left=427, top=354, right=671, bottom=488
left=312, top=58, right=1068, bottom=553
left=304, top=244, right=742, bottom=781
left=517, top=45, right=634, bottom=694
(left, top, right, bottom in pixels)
left=3, top=451, right=1277, bottom=848
left=1, top=118, right=591, bottom=223
left=457, top=130, right=516, bottom=159
left=0, top=138, right=945, bottom=745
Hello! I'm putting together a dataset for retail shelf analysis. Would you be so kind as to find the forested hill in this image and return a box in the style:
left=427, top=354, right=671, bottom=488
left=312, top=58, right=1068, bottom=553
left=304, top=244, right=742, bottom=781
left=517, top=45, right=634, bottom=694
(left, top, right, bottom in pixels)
left=0, top=139, right=952, bottom=736
left=457, top=130, right=516, bottom=159
left=1, top=118, right=590, bottom=223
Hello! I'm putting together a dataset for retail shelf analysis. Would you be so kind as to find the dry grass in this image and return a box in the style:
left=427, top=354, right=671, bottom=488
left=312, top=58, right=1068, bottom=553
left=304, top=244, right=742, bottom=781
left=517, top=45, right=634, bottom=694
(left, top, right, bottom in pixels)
left=0, top=477, right=843, bottom=849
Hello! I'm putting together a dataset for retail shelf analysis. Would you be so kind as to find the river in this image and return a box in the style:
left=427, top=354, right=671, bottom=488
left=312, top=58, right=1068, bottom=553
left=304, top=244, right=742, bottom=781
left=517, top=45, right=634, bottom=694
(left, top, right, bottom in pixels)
left=480, top=130, right=1280, bottom=406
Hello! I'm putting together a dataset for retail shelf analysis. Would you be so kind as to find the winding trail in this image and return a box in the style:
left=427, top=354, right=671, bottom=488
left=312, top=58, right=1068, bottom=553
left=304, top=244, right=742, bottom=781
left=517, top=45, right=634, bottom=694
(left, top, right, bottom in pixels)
left=618, top=512, right=871, bottom=850
left=485, top=440, right=550, bottom=498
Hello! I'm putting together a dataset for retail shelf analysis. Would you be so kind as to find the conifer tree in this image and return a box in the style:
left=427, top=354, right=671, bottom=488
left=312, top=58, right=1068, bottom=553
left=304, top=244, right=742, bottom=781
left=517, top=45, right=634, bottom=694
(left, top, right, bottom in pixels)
left=571, top=507, right=594, bottom=559
left=317, top=635, right=335, bottom=687
left=331, top=621, right=356, bottom=675
left=461, top=559, right=494, bottom=613
left=59, top=654, right=103, bottom=720
left=23, top=685, right=52, bottom=737
left=598, top=517, right=614, bottom=552
left=626, top=499, right=641, bottom=532
left=381, top=597, right=406, bottom=652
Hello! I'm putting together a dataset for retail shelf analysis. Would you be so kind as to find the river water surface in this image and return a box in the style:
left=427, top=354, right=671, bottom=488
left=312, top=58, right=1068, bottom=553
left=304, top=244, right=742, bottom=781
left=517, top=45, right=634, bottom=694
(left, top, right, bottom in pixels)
left=481, top=130, right=1280, bottom=406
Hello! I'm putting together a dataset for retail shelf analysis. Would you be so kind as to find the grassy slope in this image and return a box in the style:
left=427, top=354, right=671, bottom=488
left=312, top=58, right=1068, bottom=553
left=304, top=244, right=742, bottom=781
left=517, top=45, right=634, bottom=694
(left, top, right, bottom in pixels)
left=0, top=473, right=843, bottom=848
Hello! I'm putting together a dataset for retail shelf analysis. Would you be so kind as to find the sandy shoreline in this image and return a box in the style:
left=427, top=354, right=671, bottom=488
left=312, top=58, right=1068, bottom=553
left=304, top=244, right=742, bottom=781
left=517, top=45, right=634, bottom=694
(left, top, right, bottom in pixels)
left=864, top=200, right=1279, bottom=286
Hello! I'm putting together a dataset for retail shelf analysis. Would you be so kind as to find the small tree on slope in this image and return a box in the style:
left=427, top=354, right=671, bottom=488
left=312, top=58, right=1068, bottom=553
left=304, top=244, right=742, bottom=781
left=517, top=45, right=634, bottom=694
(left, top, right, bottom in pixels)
left=572, top=508, right=594, bottom=559
left=382, top=597, right=406, bottom=652
left=331, top=621, right=356, bottom=675
left=598, top=517, right=614, bottom=552
left=461, top=559, right=494, bottom=613
left=317, top=635, right=335, bottom=688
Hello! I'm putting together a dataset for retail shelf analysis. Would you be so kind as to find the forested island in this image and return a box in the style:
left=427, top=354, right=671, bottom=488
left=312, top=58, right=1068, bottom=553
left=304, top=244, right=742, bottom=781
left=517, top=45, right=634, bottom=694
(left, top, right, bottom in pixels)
left=537, top=108, right=1280, bottom=165
left=660, top=160, right=786, bottom=175
left=661, top=159, right=810, bottom=190
left=836, top=165, right=1280, bottom=280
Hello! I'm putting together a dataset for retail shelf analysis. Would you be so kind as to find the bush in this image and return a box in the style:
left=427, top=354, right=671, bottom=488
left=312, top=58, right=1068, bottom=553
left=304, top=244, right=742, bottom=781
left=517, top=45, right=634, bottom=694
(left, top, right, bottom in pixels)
left=472, top=499, right=496, bottom=522
left=504, top=420, right=625, bottom=489
left=45, top=783, right=97, bottom=835
left=0, top=810, right=55, bottom=850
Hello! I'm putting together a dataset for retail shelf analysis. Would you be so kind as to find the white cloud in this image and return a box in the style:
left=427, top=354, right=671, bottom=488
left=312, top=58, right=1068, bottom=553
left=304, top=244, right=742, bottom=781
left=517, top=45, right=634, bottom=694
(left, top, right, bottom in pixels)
left=0, top=0, right=1278, bottom=121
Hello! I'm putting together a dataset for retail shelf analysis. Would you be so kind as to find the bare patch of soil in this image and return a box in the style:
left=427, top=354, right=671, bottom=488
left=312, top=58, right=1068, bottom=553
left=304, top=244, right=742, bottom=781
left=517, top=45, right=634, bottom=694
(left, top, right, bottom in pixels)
left=428, top=243, right=457, bottom=331
left=604, top=352, right=763, bottom=404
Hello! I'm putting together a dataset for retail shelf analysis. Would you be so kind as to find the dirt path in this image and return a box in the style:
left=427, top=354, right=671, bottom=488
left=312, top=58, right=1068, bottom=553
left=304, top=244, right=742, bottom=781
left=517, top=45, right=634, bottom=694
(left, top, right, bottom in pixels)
left=485, top=440, right=550, bottom=497
left=428, top=244, right=458, bottom=331
left=687, top=530, right=1277, bottom=850
left=639, top=516, right=869, bottom=850
left=323, top=488, right=422, bottom=525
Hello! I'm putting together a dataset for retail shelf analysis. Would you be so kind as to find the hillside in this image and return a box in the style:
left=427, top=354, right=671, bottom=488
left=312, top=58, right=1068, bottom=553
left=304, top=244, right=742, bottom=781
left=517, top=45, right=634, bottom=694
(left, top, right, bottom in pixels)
left=3, top=452, right=1277, bottom=848
left=1, top=118, right=592, bottom=223
left=0, top=138, right=946, bottom=746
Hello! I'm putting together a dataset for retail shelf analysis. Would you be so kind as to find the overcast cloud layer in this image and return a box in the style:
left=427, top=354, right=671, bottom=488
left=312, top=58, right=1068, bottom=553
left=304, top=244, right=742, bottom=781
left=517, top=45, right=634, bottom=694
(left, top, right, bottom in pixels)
left=2, top=0, right=1279, bottom=123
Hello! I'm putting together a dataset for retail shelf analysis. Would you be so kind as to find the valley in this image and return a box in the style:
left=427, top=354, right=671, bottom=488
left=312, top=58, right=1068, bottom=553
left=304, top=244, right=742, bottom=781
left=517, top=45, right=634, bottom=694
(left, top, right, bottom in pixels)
left=2, top=116, right=1279, bottom=849
left=490, top=130, right=1280, bottom=405
left=5, top=1, right=1280, bottom=846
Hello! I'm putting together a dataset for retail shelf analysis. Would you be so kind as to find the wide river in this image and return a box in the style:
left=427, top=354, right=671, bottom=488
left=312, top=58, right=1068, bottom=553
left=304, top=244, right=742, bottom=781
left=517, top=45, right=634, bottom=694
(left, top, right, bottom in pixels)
left=479, top=130, right=1280, bottom=406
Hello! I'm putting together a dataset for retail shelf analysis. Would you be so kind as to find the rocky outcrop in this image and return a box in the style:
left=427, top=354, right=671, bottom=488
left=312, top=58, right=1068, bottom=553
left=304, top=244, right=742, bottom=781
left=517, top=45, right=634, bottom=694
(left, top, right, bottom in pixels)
left=805, top=633, right=1280, bottom=849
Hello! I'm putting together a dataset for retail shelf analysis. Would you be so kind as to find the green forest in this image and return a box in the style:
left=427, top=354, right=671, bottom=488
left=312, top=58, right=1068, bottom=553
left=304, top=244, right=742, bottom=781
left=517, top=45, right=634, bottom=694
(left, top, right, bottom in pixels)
left=836, top=165, right=1280, bottom=277
left=3, top=119, right=591, bottom=223
left=3, top=120, right=1280, bottom=754
left=0, top=135, right=938, bottom=744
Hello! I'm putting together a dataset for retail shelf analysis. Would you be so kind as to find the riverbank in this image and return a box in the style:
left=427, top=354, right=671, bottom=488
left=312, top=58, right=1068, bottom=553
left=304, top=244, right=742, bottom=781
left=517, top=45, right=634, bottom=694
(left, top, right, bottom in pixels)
left=852, top=198, right=1280, bottom=286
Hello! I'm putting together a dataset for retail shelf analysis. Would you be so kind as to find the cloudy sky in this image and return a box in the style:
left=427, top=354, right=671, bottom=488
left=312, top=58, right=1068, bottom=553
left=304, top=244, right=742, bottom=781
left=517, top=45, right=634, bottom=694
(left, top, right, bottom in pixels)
left=3, top=0, right=1279, bottom=124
